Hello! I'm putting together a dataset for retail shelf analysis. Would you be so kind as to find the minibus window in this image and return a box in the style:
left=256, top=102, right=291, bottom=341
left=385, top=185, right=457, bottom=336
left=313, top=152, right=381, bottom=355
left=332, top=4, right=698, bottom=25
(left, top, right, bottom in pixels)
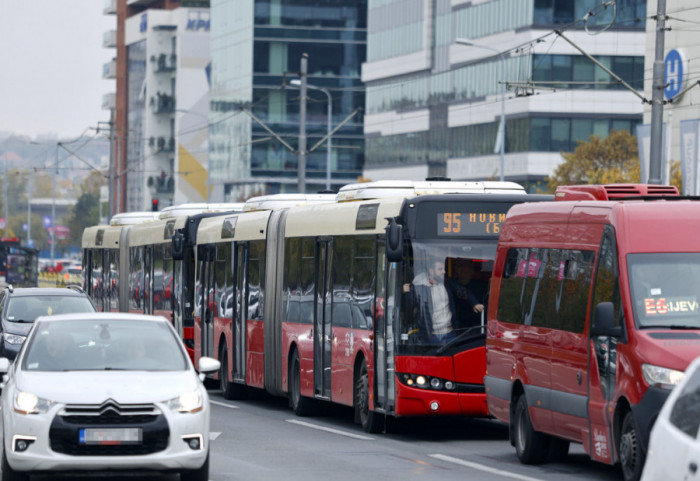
left=592, top=229, right=622, bottom=331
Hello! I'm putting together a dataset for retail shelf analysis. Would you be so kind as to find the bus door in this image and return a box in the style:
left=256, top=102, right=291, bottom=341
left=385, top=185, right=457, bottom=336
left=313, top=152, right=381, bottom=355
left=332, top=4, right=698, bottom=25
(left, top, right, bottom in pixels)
left=232, top=243, right=247, bottom=383
left=173, top=259, right=183, bottom=340
left=374, top=244, right=396, bottom=413
left=198, top=245, right=216, bottom=359
left=314, top=237, right=332, bottom=399
left=587, top=228, right=620, bottom=464
left=144, top=246, right=153, bottom=314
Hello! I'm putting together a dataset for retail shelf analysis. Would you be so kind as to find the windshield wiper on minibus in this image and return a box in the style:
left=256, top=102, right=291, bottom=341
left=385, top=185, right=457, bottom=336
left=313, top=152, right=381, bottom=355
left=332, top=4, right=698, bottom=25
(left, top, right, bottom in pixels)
left=436, top=325, right=486, bottom=355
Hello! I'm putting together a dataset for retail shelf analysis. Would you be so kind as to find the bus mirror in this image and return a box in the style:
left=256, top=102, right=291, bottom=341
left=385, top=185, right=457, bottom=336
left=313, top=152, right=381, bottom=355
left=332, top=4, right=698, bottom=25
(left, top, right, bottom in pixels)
left=385, top=217, right=403, bottom=262
left=172, top=231, right=184, bottom=261
left=591, top=302, right=623, bottom=337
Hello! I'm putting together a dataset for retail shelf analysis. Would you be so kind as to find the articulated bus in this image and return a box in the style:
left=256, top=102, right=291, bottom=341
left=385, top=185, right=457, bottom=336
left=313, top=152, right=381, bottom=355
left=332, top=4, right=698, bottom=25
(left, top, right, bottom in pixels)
left=81, top=205, right=244, bottom=359
left=191, top=180, right=551, bottom=431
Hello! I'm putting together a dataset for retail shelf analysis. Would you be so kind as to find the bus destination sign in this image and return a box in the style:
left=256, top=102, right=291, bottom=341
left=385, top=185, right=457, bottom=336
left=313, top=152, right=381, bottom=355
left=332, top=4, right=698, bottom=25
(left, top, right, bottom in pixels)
left=437, top=212, right=507, bottom=237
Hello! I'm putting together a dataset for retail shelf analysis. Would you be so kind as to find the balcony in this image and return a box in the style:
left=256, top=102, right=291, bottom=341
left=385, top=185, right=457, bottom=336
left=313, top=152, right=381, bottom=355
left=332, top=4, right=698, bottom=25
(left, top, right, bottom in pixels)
left=103, top=30, right=117, bottom=48
left=150, top=92, right=175, bottom=114
left=149, top=136, right=175, bottom=153
left=151, top=53, right=177, bottom=73
left=102, top=93, right=116, bottom=110
left=102, top=59, right=116, bottom=79
left=103, top=0, right=116, bottom=14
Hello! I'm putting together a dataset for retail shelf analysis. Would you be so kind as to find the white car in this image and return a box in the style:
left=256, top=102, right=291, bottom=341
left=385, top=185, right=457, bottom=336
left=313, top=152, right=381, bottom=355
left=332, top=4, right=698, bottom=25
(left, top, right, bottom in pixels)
left=641, top=354, right=700, bottom=481
left=0, top=312, right=220, bottom=481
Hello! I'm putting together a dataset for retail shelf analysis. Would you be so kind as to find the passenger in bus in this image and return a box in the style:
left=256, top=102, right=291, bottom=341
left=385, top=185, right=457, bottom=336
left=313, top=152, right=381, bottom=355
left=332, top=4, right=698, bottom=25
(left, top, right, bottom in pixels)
left=447, top=259, right=486, bottom=328
left=409, top=258, right=457, bottom=343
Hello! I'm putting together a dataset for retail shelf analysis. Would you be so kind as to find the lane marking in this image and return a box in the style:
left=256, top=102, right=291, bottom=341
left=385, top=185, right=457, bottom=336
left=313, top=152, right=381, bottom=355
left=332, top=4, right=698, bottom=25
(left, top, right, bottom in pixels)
left=430, top=454, right=543, bottom=481
left=286, top=419, right=375, bottom=441
left=210, top=432, right=221, bottom=440
left=210, top=400, right=239, bottom=409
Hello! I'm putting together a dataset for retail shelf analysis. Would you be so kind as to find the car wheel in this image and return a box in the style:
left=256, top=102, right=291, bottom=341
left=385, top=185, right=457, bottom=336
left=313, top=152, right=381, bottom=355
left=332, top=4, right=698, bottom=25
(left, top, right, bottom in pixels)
left=2, top=448, right=28, bottom=481
left=619, top=410, right=644, bottom=481
left=219, top=345, right=245, bottom=400
left=180, top=450, right=209, bottom=481
left=513, top=394, right=549, bottom=464
left=288, top=349, right=315, bottom=416
left=354, top=359, right=383, bottom=433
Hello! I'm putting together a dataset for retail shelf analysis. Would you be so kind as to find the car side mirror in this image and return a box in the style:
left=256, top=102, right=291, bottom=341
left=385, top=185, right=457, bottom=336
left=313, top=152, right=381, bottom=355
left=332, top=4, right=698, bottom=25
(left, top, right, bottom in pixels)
left=198, top=356, right=221, bottom=377
left=171, top=231, right=184, bottom=261
left=385, top=217, right=403, bottom=263
left=0, top=358, right=10, bottom=374
left=591, top=302, right=623, bottom=337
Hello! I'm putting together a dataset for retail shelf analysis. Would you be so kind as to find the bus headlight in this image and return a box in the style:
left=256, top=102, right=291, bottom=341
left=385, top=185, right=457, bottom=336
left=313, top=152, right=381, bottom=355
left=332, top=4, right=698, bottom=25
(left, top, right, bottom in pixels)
left=642, top=363, right=685, bottom=390
left=398, top=373, right=456, bottom=391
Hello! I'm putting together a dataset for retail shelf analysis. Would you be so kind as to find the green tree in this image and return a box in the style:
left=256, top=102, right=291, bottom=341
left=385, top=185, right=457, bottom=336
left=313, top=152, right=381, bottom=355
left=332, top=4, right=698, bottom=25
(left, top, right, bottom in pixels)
left=65, top=192, right=99, bottom=248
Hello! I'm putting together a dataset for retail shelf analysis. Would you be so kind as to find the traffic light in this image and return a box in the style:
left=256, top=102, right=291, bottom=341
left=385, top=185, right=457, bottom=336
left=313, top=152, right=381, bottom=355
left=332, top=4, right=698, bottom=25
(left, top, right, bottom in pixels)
left=152, top=198, right=159, bottom=211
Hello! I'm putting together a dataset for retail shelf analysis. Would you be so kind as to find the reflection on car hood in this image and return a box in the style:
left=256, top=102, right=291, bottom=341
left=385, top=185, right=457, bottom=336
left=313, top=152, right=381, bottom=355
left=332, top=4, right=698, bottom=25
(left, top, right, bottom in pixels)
left=14, top=370, right=200, bottom=404
left=2, top=320, right=33, bottom=337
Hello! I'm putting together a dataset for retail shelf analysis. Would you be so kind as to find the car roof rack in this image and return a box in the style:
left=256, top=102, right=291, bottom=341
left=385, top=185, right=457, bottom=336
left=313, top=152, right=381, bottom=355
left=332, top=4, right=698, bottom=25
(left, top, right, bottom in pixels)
left=65, top=284, right=85, bottom=294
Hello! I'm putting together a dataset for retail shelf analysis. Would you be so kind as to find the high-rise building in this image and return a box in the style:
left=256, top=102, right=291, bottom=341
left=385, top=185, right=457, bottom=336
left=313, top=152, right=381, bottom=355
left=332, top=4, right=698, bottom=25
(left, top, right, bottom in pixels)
left=362, top=0, right=647, bottom=190
left=209, top=0, right=367, bottom=201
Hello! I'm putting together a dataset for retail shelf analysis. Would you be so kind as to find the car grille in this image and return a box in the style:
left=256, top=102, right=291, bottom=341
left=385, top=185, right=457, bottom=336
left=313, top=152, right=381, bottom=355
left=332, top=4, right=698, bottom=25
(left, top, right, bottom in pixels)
left=50, top=399, right=169, bottom=456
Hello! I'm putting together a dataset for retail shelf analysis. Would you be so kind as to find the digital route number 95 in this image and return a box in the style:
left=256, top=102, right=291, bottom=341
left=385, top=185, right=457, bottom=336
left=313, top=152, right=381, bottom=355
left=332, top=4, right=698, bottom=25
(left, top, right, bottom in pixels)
left=437, top=212, right=507, bottom=236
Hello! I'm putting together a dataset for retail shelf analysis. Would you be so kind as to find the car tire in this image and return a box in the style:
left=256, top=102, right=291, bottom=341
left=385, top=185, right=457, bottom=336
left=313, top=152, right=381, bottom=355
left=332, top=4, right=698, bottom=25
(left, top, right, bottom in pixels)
left=619, top=410, right=644, bottom=481
left=180, top=450, right=209, bottom=481
left=220, top=346, right=245, bottom=400
left=354, top=359, right=383, bottom=433
left=513, top=394, right=549, bottom=464
left=2, top=448, right=29, bottom=481
left=288, top=349, right=315, bottom=416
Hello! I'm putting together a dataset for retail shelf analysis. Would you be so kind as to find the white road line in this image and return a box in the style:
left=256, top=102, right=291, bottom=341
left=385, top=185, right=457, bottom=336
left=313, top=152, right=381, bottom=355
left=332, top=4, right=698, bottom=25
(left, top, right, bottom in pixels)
left=210, top=432, right=221, bottom=440
left=286, top=419, right=375, bottom=441
left=210, top=400, right=239, bottom=409
left=430, top=454, right=543, bottom=481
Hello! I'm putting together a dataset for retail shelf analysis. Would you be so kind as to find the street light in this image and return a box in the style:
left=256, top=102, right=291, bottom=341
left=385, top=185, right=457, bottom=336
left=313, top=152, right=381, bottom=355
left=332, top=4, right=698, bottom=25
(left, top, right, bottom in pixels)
left=290, top=79, right=333, bottom=190
left=456, top=38, right=506, bottom=182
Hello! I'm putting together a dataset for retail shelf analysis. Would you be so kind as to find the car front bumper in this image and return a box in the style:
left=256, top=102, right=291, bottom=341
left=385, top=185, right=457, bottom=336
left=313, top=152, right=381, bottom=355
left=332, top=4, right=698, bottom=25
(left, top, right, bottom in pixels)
left=4, top=403, right=209, bottom=473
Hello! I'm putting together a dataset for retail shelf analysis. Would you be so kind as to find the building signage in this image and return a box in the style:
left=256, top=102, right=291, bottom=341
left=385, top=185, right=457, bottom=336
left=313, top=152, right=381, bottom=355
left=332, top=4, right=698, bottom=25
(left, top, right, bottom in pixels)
left=186, top=11, right=210, bottom=31
left=665, top=49, right=687, bottom=101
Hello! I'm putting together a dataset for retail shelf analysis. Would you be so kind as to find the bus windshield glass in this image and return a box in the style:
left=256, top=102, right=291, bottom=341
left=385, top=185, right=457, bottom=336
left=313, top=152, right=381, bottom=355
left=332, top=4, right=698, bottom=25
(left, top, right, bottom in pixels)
left=397, top=240, right=496, bottom=354
left=628, top=253, right=700, bottom=329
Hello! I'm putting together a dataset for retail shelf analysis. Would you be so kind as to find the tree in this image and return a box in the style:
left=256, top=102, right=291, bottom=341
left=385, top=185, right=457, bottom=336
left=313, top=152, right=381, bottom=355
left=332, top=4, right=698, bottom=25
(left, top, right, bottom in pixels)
left=65, top=192, right=99, bottom=247
left=547, top=130, right=640, bottom=192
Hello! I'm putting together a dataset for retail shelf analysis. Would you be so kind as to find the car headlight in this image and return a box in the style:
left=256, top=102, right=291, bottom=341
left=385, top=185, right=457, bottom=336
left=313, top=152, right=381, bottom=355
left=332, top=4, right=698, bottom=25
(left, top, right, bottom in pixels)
left=642, top=363, right=685, bottom=390
left=166, top=390, right=203, bottom=413
left=14, top=391, right=55, bottom=415
left=3, top=333, right=26, bottom=346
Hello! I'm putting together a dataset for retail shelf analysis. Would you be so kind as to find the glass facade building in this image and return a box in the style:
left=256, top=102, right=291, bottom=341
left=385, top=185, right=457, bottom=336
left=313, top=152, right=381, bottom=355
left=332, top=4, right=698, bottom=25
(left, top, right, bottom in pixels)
left=210, top=0, right=367, bottom=201
left=362, top=0, right=647, bottom=189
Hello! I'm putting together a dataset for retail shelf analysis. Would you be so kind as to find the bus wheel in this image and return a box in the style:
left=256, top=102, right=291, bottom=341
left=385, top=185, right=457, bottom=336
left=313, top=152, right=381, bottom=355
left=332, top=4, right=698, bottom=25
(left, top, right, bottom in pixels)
left=354, top=359, right=383, bottom=433
left=289, top=349, right=315, bottom=416
left=220, top=347, right=245, bottom=400
left=513, top=394, right=548, bottom=464
left=619, top=411, right=644, bottom=481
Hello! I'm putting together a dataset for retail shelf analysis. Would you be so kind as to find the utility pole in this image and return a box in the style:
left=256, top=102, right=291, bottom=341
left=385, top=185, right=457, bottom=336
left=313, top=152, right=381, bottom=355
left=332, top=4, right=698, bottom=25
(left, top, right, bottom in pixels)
left=108, top=111, right=115, bottom=221
left=298, top=53, right=308, bottom=194
left=648, top=0, right=667, bottom=185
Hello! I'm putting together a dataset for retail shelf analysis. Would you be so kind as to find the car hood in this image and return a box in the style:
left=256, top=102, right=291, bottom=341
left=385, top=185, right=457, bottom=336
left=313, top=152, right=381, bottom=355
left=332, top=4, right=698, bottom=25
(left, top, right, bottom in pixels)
left=2, top=320, right=33, bottom=337
left=13, top=370, right=201, bottom=404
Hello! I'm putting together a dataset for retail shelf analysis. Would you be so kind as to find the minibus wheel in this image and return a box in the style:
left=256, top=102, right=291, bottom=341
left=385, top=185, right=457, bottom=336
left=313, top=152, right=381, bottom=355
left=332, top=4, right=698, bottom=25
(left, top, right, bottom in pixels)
left=619, top=411, right=644, bottom=481
left=513, top=394, right=548, bottom=464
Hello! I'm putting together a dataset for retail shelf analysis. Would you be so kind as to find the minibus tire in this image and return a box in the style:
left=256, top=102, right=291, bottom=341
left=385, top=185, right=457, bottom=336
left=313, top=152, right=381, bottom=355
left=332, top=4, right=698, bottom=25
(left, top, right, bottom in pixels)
left=547, top=437, right=569, bottom=462
left=619, top=411, right=644, bottom=481
left=513, top=394, right=549, bottom=464
left=289, top=349, right=315, bottom=416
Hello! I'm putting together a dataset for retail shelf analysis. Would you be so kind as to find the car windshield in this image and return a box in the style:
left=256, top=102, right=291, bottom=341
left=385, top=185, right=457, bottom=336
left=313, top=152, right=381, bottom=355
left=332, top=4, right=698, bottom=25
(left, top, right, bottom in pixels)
left=628, top=253, right=700, bottom=329
left=21, top=319, right=188, bottom=372
left=5, top=296, right=95, bottom=322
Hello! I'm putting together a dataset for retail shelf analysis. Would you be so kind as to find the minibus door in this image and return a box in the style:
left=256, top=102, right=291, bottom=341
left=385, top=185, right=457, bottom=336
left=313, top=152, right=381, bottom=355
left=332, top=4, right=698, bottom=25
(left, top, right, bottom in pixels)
left=314, top=238, right=332, bottom=399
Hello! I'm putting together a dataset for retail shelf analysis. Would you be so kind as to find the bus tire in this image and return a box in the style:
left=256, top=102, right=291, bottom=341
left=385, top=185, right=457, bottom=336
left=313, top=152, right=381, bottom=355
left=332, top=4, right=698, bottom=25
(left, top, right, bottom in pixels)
left=220, top=346, right=245, bottom=400
left=619, top=410, right=644, bottom=481
left=289, top=349, right=315, bottom=416
left=355, top=359, right=383, bottom=433
left=513, top=394, right=548, bottom=464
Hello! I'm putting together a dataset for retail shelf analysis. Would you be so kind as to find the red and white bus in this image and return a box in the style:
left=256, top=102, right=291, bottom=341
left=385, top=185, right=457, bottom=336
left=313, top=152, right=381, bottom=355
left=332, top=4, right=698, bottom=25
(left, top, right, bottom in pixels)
left=191, top=180, right=550, bottom=431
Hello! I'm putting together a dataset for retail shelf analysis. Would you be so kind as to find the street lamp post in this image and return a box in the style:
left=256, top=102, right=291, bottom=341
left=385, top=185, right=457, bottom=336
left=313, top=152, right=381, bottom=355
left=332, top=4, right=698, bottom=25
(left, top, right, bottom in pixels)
left=290, top=79, right=333, bottom=191
left=456, top=38, right=506, bottom=182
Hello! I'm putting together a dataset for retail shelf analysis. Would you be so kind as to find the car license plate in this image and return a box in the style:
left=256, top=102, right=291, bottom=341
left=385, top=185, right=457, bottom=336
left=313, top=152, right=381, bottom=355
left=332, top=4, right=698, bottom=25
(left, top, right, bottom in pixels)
left=79, top=428, right=142, bottom=445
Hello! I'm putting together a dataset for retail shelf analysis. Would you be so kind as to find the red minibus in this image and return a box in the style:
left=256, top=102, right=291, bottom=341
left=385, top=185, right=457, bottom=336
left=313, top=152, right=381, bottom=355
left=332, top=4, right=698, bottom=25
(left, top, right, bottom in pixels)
left=485, top=183, right=700, bottom=481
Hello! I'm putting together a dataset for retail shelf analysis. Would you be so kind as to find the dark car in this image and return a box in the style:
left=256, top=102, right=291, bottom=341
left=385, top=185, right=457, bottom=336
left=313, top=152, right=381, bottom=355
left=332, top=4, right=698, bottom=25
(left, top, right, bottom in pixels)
left=0, top=285, right=97, bottom=360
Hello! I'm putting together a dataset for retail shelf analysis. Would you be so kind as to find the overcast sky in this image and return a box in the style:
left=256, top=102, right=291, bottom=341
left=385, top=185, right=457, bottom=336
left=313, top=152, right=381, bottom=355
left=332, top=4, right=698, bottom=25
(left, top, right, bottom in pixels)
left=0, top=1, right=116, bottom=139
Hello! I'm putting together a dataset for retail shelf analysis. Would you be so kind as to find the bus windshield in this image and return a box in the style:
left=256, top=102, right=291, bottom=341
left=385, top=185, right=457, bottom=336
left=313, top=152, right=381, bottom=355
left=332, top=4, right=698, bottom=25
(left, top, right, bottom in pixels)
left=397, top=240, right=496, bottom=354
left=628, top=253, right=700, bottom=329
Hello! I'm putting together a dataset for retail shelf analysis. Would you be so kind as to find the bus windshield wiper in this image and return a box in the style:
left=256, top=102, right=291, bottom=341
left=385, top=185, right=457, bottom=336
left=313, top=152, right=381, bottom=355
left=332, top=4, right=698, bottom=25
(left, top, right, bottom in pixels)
left=436, top=325, right=486, bottom=355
